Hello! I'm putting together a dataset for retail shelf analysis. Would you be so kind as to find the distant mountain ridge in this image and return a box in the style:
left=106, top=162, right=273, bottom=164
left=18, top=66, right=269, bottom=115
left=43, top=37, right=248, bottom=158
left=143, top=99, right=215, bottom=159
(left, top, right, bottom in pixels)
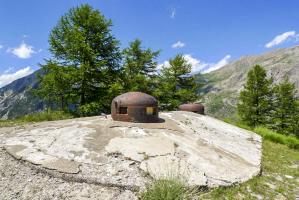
left=200, top=45, right=299, bottom=119
left=0, top=70, right=44, bottom=119
left=1, top=46, right=299, bottom=119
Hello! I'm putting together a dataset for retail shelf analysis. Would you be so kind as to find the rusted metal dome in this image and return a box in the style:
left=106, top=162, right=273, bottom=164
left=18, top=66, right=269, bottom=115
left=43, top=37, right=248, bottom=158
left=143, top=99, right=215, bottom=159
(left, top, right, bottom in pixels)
left=111, top=92, right=159, bottom=123
left=179, top=103, right=205, bottom=114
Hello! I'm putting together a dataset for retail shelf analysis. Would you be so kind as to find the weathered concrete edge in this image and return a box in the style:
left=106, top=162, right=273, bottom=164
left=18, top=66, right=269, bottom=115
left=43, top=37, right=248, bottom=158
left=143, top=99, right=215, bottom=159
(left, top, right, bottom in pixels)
left=2, top=143, right=263, bottom=191
left=1, top=147, right=140, bottom=191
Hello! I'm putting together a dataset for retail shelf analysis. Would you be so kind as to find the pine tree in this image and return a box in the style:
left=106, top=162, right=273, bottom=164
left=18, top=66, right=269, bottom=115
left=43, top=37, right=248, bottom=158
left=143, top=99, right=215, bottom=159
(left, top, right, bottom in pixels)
left=154, top=54, right=198, bottom=110
left=272, top=76, right=297, bottom=134
left=292, top=100, right=299, bottom=138
left=45, top=4, right=121, bottom=115
left=122, top=39, right=159, bottom=94
left=35, top=61, right=75, bottom=111
left=237, top=65, right=273, bottom=127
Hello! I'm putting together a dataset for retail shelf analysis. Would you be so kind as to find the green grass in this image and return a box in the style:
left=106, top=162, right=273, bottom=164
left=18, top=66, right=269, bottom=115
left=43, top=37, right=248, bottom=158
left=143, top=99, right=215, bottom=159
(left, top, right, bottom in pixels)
left=0, top=110, right=73, bottom=127
left=140, top=120, right=299, bottom=200
left=140, top=178, right=198, bottom=200
left=140, top=140, right=299, bottom=200
left=223, top=118, right=252, bottom=131
left=223, top=119, right=299, bottom=150
left=18, top=110, right=73, bottom=122
left=254, top=127, right=299, bottom=150
left=199, top=140, right=299, bottom=199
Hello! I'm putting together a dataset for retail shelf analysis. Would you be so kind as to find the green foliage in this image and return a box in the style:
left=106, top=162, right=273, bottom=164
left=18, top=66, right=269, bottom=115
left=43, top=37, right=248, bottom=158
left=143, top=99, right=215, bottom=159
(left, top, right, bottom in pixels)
left=0, top=110, right=73, bottom=127
left=224, top=118, right=299, bottom=150
left=79, top=102, right=103, bottom=116
left=254, top=126, right=299, bottom=149
left=0, top=120, right=20, bottom=128
left=37, top=4, right=122, bottom=115
left=140, top=178, right=197, bottom=200
left=34, top=61, right=76, bottom=111
left=18, top=110, right=73, bottom=122
left=271, top=76, right=298, bottom=135
left=237, top=65, right=273, bottom=127
left=35, top=5, right=200, bottom=116
left=237, top=66, right=299, bottom=137
left=223, top=118, right=252, bottom=131
left=292, top=100, right=299, bottom=137
left=122, top=39, right=159, bottom=94
left=154, top=54, right=198, bottom=110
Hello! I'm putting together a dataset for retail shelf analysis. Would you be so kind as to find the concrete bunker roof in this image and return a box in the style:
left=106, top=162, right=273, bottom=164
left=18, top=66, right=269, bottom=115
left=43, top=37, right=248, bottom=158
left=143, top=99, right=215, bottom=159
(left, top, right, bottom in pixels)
left=112, top=92, right=158, bottom=107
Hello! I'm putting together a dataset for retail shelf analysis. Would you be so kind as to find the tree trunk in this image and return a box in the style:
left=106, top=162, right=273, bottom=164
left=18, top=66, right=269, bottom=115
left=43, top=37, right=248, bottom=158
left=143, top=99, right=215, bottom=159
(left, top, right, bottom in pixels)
left=60, top=95, right=65, bottom=110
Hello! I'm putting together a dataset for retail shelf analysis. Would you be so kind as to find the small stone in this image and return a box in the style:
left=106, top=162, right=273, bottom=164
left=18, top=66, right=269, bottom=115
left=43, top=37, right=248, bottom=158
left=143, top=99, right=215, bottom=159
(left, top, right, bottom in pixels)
left=285, top=175, right=294, bottom=179
left=128, top=161, right=135, bottom=165
left=289, top=164, right=298, bottom=169
left=80, top=188, right=91, bottom=198
left=251, top=193, right=263, bottom=200
left=275, top=175, right=283, bottom=181
left=265, top=182, right=276, bottom=189
left=274, top=193, right=287, bottom=200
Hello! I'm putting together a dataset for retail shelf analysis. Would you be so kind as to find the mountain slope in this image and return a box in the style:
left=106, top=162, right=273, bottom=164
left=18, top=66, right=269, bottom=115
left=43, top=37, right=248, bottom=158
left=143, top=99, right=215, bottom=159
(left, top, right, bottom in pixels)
left=0, top=70, right=45, bottom=119
left=200, top=45, right=299, bottom=119
left=1, top=45, right=299, bottom=120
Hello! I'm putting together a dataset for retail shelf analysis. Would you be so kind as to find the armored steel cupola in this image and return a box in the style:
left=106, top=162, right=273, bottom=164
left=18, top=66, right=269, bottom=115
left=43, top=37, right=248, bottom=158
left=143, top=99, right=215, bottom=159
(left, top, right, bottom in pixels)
left=179, top=103, right=205, bottom=114
left=111, top=92, right=159, bottom=123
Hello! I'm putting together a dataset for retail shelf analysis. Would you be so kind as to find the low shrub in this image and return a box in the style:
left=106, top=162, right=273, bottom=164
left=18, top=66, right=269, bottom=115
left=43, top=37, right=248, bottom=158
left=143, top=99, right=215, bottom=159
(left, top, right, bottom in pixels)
left=223, top=119, right=299, bottom=150
left=223, top=118, right=252, bottom=131
left=0, top=120, right=18, bottom=127
left=17, top=110, right=73, bottom=122
left=79, top=102, right=104, bottom=117
left=254, top=126, right=299, bottom=150
left=140, top=178, right=197, bottom=200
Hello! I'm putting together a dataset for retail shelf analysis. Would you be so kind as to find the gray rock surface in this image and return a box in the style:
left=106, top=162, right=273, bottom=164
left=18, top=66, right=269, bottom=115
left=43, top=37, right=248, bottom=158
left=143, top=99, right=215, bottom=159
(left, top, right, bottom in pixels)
left=0, top=111, right=262, bottom=199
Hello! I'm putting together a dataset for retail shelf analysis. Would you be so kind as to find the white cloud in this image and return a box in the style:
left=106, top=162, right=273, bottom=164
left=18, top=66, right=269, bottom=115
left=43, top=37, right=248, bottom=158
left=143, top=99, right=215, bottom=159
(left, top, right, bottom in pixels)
left=7, top=42, right=36, bottom=59
left=158, top=54, right=231, bottom=74
left=0, top=45, right=3, bottom=49
left=172, top=41, right=185, bottom=49
left=182, top=54, right=231, bottom=74
left=170, top=7, right=176, bottom=18
left=265, top=31, right=297, bottom=48
left=4, top=67, right=15, bottom=74
left=203, top=55, right=231, bottom=73
left=157, top=60, right=169, bottom=71
left=183, top=54, right=208, bottom=73
left=0, top=67, right=33, bottom=88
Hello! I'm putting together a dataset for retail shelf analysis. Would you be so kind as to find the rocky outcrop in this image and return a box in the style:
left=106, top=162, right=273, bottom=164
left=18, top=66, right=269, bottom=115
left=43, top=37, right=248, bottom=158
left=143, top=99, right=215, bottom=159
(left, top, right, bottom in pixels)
left=2, top=111, right=262, bottom=189
left=0, top=70, right=44, bottom=119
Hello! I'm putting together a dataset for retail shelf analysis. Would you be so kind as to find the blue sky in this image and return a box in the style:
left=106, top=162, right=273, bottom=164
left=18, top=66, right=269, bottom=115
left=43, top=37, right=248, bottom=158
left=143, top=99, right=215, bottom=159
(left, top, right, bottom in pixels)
left=0, top=0, right=299, bottom=87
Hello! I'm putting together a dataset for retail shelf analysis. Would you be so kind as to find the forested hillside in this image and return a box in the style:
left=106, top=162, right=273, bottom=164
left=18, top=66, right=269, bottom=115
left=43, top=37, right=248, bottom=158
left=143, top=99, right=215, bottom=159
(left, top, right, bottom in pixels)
left=199, top=45, right=299, bottom=119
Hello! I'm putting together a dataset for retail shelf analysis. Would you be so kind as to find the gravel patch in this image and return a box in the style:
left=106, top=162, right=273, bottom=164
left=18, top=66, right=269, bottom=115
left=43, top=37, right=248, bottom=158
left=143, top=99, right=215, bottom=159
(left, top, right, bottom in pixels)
left=0, top=148, right=137, bottom=200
